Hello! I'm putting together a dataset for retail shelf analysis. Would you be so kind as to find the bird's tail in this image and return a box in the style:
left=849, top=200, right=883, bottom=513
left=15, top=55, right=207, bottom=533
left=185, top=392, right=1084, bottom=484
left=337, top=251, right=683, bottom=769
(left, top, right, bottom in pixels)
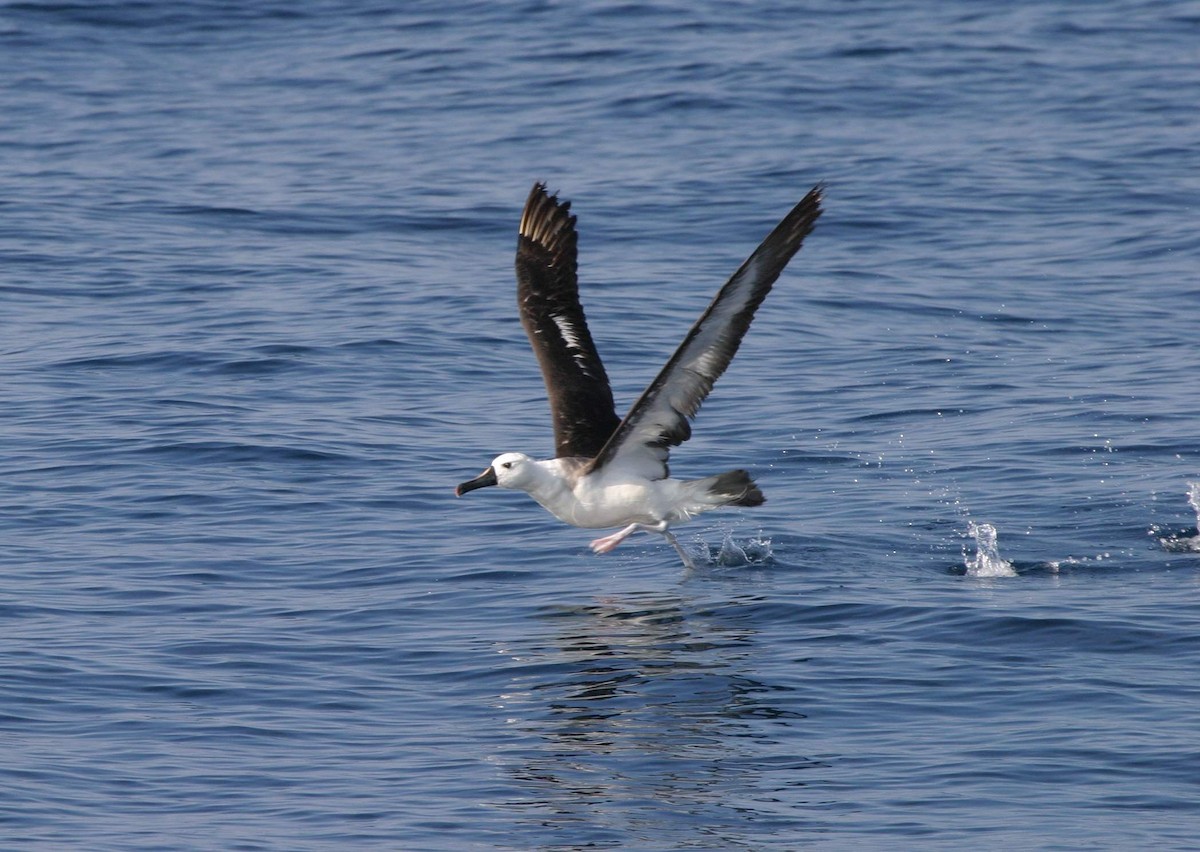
left=684, top=469, right=765, bottom=512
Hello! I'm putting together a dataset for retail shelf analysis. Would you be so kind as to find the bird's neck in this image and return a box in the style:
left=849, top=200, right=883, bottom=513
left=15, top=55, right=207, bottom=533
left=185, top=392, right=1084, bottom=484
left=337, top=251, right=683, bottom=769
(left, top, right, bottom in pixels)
left=519, top=459, right=579, bottom=523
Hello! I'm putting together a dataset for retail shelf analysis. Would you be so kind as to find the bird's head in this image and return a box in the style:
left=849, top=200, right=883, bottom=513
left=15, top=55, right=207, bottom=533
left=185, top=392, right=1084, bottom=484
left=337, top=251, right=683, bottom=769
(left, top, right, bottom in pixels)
left=455, top=452, right=536, bottom=496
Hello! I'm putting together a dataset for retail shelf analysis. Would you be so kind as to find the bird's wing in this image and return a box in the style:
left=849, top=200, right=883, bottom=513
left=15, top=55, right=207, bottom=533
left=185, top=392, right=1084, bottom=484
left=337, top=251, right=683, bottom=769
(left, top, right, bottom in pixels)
left=587, top=185, right=823, bottom=478
left=515, top=182, right=621, bottom=459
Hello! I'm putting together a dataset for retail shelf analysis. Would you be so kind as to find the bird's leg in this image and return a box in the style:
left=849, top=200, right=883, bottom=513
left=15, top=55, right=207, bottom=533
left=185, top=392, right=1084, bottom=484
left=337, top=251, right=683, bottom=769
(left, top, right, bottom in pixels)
left=590, top=522, right=696, bottom=570
left=661, top=530, right=697, bottom=571
left=590, top=520, right=675, bottom=555
left=590, top=523, right=644, bottom=554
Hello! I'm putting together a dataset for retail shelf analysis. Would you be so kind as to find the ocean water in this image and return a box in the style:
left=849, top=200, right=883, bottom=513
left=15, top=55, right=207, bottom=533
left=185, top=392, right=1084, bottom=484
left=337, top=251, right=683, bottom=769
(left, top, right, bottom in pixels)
left=3, top=1, right=1199, bottom=848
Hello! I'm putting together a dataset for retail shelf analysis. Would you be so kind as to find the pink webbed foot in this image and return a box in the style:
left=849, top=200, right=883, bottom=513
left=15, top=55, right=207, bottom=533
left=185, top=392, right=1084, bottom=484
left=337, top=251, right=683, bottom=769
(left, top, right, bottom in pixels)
left=589, top=522, right=673, bottom=556
left=590, top=524, right=638, bottom=554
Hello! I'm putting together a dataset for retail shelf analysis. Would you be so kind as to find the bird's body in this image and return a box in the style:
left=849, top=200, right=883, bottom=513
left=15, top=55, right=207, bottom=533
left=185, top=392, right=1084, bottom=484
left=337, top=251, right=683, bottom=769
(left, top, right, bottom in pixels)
left=456, top=182, right=823, bottom=568
left=484, top=453, right=759, bottom=530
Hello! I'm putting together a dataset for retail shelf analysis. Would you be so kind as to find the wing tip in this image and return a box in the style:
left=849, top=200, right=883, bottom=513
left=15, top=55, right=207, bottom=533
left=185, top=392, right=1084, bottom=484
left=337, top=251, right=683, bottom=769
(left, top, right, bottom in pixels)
left=749, top=183, right=823, bottom=271
left=787, top=183, right=825, bottom=235
left=520, top=181, right=576, bottom=249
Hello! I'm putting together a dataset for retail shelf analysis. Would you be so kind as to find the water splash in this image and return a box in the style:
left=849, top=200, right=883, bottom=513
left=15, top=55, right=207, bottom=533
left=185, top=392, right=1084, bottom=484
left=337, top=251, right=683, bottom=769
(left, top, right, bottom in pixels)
left=698, top=530, right=774, bottom=567
left=1156, top=482, right=1200, bottom=553
left=1047, top=552, right=1111, bottom=572
left=963, top=521, right=1017, bottom=578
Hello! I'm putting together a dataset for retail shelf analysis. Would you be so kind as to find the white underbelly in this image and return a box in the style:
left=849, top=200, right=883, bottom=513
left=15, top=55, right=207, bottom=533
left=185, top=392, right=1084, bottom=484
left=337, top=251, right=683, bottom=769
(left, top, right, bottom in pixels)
left=535, top=480, right=674, bottom=529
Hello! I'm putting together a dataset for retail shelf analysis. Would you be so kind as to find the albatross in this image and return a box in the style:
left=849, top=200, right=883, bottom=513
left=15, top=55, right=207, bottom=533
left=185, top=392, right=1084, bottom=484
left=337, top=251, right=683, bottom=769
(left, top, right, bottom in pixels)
left=456, top=182, right=823, bottom=568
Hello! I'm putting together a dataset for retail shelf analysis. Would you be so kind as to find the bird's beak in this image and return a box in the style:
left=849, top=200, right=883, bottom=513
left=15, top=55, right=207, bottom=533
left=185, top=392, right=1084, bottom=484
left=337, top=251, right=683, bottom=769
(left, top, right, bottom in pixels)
left=455, top=466, right=498, bottom=496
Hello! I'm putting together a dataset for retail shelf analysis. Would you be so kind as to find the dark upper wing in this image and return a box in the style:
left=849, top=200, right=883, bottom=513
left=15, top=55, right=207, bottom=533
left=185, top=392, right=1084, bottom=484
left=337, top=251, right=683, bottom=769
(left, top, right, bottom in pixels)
left=515, top=182, right=621, bottom=459
left=587, top=185, right=823, bottom=478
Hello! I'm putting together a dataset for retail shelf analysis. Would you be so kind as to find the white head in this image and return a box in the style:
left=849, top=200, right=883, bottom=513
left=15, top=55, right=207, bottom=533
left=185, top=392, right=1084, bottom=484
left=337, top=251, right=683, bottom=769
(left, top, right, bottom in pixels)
left=455, top=452, right=538, bottom=496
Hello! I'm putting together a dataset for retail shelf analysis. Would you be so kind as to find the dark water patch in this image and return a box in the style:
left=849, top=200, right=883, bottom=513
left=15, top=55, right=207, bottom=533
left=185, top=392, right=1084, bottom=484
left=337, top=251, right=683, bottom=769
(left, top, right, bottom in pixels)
left=126, top=440, right=350, bottom=465
left=52, top=350, right=226, bottom=373
left=211, top=356, right=311, bottom=376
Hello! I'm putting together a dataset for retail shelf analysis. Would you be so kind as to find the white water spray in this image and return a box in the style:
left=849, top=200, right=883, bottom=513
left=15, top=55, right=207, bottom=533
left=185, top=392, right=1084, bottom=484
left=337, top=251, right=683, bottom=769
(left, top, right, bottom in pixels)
left=964, top=521, right=1017, bottom=578
left=1158, top=482, right=1200, bottom=553
left=703, top=529, right=774, bottom=566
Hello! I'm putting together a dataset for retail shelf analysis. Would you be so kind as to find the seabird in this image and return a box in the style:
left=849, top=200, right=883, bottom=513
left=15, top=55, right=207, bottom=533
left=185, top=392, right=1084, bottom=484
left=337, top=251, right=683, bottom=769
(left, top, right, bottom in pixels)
left=456, top=182, right=823, bottom=568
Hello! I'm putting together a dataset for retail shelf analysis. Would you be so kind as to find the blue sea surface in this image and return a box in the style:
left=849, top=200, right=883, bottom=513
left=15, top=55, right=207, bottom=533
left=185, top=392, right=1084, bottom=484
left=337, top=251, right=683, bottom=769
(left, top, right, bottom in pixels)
left=3, top=1, right=1199, bottom=848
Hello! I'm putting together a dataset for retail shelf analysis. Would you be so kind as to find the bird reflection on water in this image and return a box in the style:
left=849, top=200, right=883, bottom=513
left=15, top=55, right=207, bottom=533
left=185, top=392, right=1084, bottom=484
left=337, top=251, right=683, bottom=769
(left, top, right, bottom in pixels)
left=488, top=590, right=826, bottom=843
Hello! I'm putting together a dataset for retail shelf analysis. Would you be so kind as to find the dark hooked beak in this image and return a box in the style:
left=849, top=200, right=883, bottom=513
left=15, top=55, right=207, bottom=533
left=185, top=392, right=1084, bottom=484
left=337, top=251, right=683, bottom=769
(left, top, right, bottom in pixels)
left=455, top=466, right=498, bottom=497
